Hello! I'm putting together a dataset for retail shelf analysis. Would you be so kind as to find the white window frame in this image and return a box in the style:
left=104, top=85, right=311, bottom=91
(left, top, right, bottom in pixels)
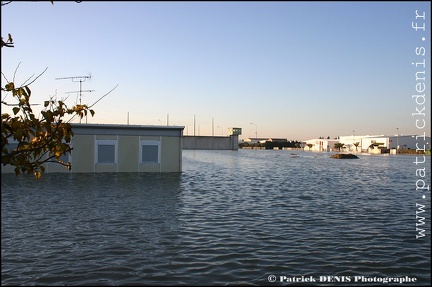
left=140, top=140, right=160, bottom=164
left=95, top=140, right=118, bottom=164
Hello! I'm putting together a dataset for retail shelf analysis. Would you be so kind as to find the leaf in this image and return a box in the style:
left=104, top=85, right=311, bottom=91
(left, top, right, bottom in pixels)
left=5, top=82, right=14, bottom=91
left=12, top=107, right=20, bottom=115
left=34, top=171, right=42, bottom=179
left=24, top=86, right=31, bottom=97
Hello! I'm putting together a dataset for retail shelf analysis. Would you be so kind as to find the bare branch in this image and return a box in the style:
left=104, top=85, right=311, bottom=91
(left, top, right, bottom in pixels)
left=1, top=34, right=14, bottom=48
left=21, top=67, right=48, bottom=87
left=1, top=42, right=14, bottom=48
left=89, top=84, right=118, bottom=108
left=66, top=84, right=118, bottom=124
left=1, top=71, right=9, bottom=83
left=13, top=61, right=21, bottom=83
left=1, top=101, right=40, bottom=106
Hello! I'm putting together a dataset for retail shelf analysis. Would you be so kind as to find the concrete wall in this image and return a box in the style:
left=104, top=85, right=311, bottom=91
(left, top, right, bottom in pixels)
left=388, top=135, right=430, bottom=150
left=1, top=124, right=184, bottom=174
left=361, top=135, right=431, bottom=151
left=183, top=135, right=239, bottom=150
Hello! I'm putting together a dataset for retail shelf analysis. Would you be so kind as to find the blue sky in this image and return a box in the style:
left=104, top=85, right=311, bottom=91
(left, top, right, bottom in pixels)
left=2, top=1, right=430, bottom=141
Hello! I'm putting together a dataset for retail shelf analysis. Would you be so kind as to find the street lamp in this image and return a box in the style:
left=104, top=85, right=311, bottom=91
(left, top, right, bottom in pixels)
left=250, top=122, right=257, bottom=144
left=396, top=128, right=399, bottom=153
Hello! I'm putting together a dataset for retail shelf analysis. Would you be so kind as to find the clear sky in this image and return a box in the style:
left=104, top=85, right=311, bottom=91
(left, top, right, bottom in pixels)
left=2, top=1, right=430, bottom=141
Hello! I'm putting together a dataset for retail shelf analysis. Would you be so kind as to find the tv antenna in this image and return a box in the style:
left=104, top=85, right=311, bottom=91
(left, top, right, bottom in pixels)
left=56, top=75, right=94, bottom=123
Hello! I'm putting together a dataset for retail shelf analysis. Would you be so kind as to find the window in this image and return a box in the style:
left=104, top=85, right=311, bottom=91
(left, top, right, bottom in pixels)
left=96, top=140, right=117, bottom=164
left=140, top=140, right=160, bottom=164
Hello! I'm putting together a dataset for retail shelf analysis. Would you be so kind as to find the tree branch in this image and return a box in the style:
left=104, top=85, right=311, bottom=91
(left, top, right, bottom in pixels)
left=89, top=84, right=118, bottom=108
left=21, top=67, right=48, bottom=87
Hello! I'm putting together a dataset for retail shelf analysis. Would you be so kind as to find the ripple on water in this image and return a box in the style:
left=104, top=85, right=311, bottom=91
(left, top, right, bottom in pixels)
left=1, top=150, right=431, bottom=286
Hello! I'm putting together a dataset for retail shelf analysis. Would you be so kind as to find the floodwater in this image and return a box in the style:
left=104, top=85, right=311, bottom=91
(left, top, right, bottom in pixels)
left=1, top=150, right=431, bottom=286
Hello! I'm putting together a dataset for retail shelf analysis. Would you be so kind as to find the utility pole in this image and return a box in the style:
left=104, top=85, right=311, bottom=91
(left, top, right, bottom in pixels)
left=56, top=75, right=93, bottom=123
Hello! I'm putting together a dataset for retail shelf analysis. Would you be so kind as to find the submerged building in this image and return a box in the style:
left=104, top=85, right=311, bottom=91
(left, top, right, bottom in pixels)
left=303, top=134, right=430, bottom=153
left=2, top=123, right=185, bottom=174
left=303, top=138, right=340, bottom=152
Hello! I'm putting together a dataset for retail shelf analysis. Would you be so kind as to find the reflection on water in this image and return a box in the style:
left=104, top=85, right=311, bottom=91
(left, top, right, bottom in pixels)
left=1, top=150, right=431, bottom=285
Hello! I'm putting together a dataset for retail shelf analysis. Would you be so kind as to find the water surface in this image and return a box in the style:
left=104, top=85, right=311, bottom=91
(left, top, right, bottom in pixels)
left=1, top=150, right=430, bottom=285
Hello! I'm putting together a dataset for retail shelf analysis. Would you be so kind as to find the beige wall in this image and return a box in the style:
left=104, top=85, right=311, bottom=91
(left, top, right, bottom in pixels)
left=161, top=137, right=182, bottom=172
left=2, top=132, right=182, bottom=174
left=72, top=135, right=96, bottom=173
left=77, top=134, right=181, bottom=173
left=118, top=136, right=139, bottom=172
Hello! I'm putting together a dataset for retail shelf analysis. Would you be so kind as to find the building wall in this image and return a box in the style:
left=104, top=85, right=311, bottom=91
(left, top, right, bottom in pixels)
left=72, top=134, right=95, bottom=172
left=304, top=139, right=339, bottom=152
left=118, top=135, right=139, bottom=172
left=161, top=136, right=182, bottom=172
left=361, top=137, right=390, bottom=151
left=339, top=135, right=384, bottom=152
left=244, top=137, right=286, bottom=144
left=1, top=124, right=184, bottom=174
left=70, top=134, right=181, bottom=173
left=183, top=135, right=239, bottom=150
left=388, top=135, right=430, bottom=150
left=342, top=135, right=430, bottom=152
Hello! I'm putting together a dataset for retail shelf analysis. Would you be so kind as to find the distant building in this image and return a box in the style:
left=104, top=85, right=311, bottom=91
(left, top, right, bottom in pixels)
left=244, top=137, right=287, bottom=144
left=2, top=123, right=185, bottom=174
left=338, top=135, right=384, bottom=152
left=303, top=138, right=340, bottom=152
left=362, top=135, right=431, bottom=153
left=228, top=127, right=242, bottom=136
left=312, top=134, right=431, bottom=153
